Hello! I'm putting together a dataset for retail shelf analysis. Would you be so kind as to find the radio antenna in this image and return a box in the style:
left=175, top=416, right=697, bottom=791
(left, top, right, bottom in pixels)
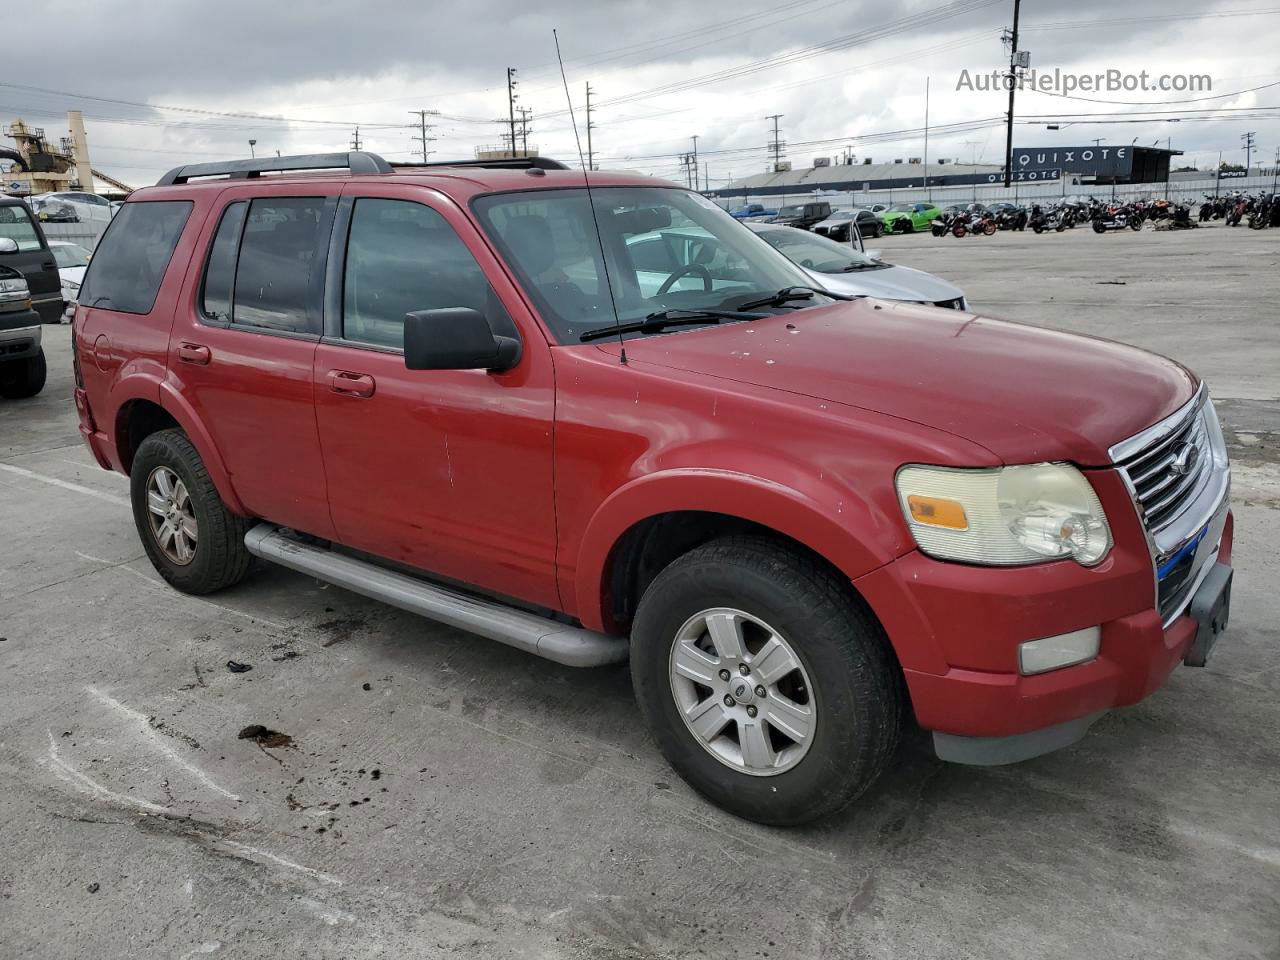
left=553, top=28, right=626, bottom=364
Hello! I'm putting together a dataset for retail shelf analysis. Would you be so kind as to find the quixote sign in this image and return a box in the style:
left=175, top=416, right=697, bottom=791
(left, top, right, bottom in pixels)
left=1013, top=147, right=1133, bottom=177
left=986, top=168, right=1061, bottom=183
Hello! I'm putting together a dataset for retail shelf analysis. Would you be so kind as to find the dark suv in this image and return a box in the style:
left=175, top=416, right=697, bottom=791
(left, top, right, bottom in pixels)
left=0, top=196, right=65, bottom=324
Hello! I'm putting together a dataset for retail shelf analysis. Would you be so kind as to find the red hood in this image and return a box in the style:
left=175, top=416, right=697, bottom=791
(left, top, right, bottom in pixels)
left=611, top=300, right=1197, bottom=466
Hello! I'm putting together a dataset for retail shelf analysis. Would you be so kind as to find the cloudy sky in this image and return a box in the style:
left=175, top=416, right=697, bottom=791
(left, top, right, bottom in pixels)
left=2, top=0, right=1277, bottom=189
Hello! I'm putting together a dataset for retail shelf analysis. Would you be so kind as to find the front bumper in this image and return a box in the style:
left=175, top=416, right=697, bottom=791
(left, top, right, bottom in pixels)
left=0, top=309, right=43, bottom=361
left=855, top=466, right=1234, bottom=761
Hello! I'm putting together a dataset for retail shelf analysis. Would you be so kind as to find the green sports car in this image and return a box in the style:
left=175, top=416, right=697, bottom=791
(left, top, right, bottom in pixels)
left=881, top=202, right=943, bottom=233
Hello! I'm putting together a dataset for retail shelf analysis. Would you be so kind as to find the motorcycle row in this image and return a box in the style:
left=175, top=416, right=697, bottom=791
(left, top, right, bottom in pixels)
left=928, top=194, right=1279, bottom=239
left=1198, top=192, right=1280, bottom=229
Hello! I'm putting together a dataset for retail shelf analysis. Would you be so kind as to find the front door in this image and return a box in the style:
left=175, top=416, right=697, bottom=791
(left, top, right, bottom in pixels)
left=313, top=186, right=558, bottom=609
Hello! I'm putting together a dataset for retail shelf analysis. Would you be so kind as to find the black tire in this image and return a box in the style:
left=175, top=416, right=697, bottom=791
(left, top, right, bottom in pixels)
left=0, top=347, right=46, bottom=399
left=630, top=536, right=902, bottom=826
left=130, top=428, right=252, bottom=595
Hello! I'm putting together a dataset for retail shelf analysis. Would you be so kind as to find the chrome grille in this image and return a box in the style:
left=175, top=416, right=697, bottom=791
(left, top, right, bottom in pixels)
left=1111, top=387, right=1231, bottom=626
left=1116, top=403, right=1212, bottom=536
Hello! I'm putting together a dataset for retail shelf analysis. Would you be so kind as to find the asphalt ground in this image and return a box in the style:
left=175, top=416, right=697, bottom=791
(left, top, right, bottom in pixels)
left=1, top=219, right=1277, bottom=959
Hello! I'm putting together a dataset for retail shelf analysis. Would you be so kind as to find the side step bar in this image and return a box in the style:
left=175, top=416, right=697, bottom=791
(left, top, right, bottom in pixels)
left=244, top=525, right=629, bottom=668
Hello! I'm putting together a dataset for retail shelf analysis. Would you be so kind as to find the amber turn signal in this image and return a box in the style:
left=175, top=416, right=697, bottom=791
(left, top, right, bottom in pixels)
left=906, top=494, right=969, bottom=530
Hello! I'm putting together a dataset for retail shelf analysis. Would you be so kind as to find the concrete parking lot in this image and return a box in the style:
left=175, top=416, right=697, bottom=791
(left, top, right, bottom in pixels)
left=1, top=222, right=1277, bottom=959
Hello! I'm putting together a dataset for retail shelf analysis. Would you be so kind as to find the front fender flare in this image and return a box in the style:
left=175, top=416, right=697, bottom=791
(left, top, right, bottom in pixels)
left=571, top=468, right=900, bottom=633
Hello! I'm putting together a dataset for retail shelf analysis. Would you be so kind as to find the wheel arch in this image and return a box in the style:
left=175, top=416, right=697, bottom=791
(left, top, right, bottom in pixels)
left=573, top=469, right=900, bottom=636
left=115, top=383, right=248, bottom=516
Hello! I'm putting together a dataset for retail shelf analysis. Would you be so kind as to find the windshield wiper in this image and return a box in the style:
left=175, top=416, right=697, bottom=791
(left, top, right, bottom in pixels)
left=840, top=262, right=878, bottom=272
left=578, top=308, right=764, bottom=343
left=735, top=285, right=854, bottom=311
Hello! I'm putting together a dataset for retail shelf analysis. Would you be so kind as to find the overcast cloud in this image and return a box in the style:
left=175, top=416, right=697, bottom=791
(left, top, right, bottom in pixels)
left=2, top=0, right=1277, bottom=188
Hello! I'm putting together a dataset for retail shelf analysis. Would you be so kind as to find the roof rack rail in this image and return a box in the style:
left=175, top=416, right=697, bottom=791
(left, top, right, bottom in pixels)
left=390, top=156, right=570, bottom=172
left=156, top=151, right=393, bottom=186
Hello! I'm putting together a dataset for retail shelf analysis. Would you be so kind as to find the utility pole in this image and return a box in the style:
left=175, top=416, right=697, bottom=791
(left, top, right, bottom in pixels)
left=507, top=68, right=519, bottom=160
left=923, top=76, right=931, bottom=200
left=248, top=139, right=257, bottom=158
left=350, top=126, right=362, bottom=151
left=1001, top=0, right=1023, bottom=189
left=766, top=114, right=785, bottom=171
left=1241, top=131, right=1256, bottom=174
left=410, top=110, right=437, bottom=162
left=1272, top=147, right=1279, bottom=195
left=1216, top=149, right=1223, bottom=197
left=691, top=135, right=700, bottom=191
left=585, top=83, right=596, bottom=170
left=517, top=107, right=533, bottom=157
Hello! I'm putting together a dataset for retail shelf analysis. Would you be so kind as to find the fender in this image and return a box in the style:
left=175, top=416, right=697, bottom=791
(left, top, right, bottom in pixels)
left=101, top=366, right=163, bottom=473
left=155, top=378, right=249, bottom=516
left=571, top=467, right=908, bottom=634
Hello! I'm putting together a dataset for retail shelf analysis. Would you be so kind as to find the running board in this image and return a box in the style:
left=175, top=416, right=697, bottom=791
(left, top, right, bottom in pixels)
left=243, top=525, right=629, bottom=668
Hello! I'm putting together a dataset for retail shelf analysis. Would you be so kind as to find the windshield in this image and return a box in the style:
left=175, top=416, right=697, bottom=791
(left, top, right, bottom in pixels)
left=0, top=204, right=42, bottom=252
left=887, top=204, right=914, bottom=213
left=826, top=211, right=855, bottom=220
left=473, top=187, right=820, bottom=343
left=51, top=243, right=91, bottom=268
left=757, top=228, right=882, bottom=274
left=777, top=205, right=804, bottom=216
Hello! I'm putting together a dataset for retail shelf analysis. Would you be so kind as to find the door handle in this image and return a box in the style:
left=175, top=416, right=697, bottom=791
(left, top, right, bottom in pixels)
left=327, top=369, right=376, bottom=398
left=178, top=342, right=211, bottom=365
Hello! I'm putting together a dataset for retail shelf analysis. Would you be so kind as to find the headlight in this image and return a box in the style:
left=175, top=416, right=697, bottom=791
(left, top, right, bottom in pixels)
left=896, top=463, right=1112, bottom=567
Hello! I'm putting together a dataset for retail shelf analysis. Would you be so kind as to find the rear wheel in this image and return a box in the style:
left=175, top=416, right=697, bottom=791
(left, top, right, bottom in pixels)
left=0, top=348, right=46, bottom=399
left=952, top=224, right=967, bottom=238
left=983, top=222, right=997, bottom=236
left=130, top=429, right=252, bottom=594
left=630, top=537, right=902, bottom=825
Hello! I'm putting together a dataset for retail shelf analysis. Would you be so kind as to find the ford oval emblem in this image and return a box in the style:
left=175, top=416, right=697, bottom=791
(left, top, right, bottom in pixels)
left=1170, top=441, right=1200, bottom=477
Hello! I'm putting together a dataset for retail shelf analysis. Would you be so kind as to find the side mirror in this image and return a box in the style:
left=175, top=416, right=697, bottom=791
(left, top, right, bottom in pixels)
left=403, top=307, right=521, bottom=373
left=0, top=237, right=18, bottom=255
left=864, top=248, right=883, bottom=262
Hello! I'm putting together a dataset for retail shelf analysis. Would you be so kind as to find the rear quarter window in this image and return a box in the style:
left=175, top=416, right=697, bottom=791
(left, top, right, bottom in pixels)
left=78, top=200, right=192, bottom=314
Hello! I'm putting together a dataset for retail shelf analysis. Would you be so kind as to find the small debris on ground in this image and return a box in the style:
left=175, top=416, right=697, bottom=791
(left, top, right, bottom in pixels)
left=86, top=883, right=99, bottom=894
left=237, top=724, right=294, bottom=749
left=361, top=682, right=371, bottom=691
left=226, top=660, right=253, bottom=673
left=272, top=650, right=302, bottom=662
left=1096, top=280, right=1127, bottom=285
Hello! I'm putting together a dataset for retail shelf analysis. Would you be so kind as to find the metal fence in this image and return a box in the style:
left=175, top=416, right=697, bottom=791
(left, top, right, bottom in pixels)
left=40, top=220, right=108, bottom=250
left=714, top=173, right=1280, bottom=212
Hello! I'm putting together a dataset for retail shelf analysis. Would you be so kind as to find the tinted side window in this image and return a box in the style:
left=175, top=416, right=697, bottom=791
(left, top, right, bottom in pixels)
left=232, top=197, right=333, bottom=334
left=342, top=198, right=502, bottom=349
left=78, top=201, right=192, bottom=314
left=200, top=201, right=247, bottom=322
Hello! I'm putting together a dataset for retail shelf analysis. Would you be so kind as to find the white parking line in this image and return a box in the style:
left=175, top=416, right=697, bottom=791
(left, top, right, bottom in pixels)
left=0, top=462, right=130, bottom=507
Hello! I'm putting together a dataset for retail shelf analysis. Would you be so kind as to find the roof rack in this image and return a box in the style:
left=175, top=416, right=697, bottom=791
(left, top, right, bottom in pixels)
left=156, top=151, right=393, bottom=186
left=390, top=156, right=570, bottom=172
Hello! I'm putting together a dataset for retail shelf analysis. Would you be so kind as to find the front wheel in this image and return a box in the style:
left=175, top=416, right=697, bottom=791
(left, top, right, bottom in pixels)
left=0, top=347, right=46, bottom=399
left=983, top=222, right=997, bottom=236
left=952, top=224, right=967, bottom=238
left=131, top=429, right=253, bottom=594
left=630, top=537, right=902, bottom=826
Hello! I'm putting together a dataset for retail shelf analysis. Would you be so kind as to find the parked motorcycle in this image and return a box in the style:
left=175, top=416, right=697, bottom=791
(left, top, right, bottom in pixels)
left=1092, top=202, right=1144, bottom=233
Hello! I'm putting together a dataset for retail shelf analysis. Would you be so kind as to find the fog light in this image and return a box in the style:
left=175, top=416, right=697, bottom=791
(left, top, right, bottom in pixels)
left=1018, top=626, right=1100, bottom=675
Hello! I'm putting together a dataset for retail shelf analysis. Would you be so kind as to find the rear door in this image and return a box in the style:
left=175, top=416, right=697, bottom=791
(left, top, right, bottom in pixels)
left=0, top=200, right=63, bottom=322
left=168, top=184, right=340, bottom=539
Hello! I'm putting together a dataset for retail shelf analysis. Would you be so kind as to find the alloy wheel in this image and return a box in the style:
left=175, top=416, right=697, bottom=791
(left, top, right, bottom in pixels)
left=145, top=465, right=198, bottom=565
left=668, top=607, right=816, bottom=776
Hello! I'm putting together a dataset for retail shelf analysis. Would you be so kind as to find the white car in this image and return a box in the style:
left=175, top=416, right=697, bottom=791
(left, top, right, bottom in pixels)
left=49, top=241, right=92, bottom=321
left=29, top=192, right=114, bottom=224
left=747, top=222, right=967, bottom=309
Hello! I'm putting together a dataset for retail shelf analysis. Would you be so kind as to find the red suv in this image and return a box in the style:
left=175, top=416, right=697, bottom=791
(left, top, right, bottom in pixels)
left=73, top=153, right=1234, bottom=825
